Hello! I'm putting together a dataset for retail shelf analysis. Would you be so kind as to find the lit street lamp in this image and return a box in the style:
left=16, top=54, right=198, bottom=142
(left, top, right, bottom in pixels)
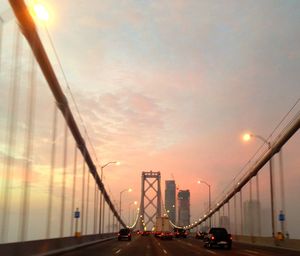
left=128, top=201, right=137, bottom=224
left=197, top=180, right=211, bottom=228
left=119, top=188, right=132, bottom=227
left=243, top=132, right=275, bottom=238
left=99, top=161, right=120, bottom=234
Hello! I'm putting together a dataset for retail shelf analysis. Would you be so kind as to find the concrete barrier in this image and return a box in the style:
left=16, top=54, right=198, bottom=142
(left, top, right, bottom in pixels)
left=0, top=233, right=116, bottom=256
left=233, top=235, right=300, bottom=251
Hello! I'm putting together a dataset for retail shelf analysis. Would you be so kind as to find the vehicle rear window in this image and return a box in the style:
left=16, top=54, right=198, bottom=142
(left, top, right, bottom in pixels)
left=119, top=228, right=130, bottom=234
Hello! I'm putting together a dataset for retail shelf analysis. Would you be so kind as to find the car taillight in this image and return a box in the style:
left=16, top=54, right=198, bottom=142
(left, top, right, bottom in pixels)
left=118, top=233, right=120, bottom=235
left=185, top=232, right=188, bottom=235
left=230, top=236, right=232, bottom=240
left=211, top=236, right=215, bottom=240
left=128, top=234, right=131, bottom=236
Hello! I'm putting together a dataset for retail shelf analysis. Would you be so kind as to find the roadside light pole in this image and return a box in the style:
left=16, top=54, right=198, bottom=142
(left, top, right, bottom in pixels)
left=243, top=133, right=276, bottom=239
left=99, top=161, right=120, bottom=234
left=119, top=188, right=132, bottom=228
left=197, top=180, right=211, bottom=228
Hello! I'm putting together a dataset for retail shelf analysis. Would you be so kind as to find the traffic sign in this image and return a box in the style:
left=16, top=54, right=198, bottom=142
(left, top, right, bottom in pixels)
left=74, top=211, right=80, bottom=218
left=278, top=212, right=285, bottom=222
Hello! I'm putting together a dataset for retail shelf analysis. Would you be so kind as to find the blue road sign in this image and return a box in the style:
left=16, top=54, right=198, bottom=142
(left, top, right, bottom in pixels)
left=74, top=211, right=80, bottom=218
left=279, top=213, right=285, bottom=221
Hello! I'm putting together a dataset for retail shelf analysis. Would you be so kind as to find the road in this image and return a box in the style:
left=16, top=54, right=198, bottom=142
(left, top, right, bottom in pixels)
left=61, top=235, right=300, bottom=256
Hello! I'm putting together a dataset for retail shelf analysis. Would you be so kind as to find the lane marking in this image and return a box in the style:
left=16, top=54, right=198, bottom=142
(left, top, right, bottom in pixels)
left=187, top=242, right=193, bottom=247
left=244, top=250, right=259, bottom=254
left=241, top=253, right=255, bottom=256
left=146, top=245, right=151, bottom=249
left=158, top=242, right=161, bottom=246
left=115, top=249, right=121, bottom=254
left=205, top=250, right=217, bottom=255
left=163, top=249, right=168, bottom=254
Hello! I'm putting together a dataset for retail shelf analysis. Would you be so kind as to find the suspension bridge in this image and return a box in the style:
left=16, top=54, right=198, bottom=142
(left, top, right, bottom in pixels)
left=1, top=1, right=300, bottom=255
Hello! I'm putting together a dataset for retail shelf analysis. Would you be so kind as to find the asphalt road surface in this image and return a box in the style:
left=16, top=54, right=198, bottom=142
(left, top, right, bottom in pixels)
left=61, top=235, right=300, bottom=256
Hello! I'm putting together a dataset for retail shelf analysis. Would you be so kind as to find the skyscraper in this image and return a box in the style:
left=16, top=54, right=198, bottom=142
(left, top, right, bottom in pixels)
left=165, top=180, right=176, bottom=224
left=178, top=190, right=190, bottom=226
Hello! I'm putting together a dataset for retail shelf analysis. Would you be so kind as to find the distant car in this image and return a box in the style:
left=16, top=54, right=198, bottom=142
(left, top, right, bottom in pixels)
left=203, top=227, right=232, bottom=249
left=174, top=228, right=188, bottom=238
left=159, top=231, right=173, bottom=240
left=118, top=228, right=131, bottom=241
left=195, top=231, right=207, bottom=239
left=141, top=230, right=151, bottom=236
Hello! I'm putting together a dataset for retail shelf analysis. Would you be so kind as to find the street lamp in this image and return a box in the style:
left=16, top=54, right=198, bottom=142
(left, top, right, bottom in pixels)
left=128, top=201, right=137, bottom=224
left=99, top=161, right=120, bottom=234
left=101, top=161, right=120, bottom=181
left=243, top=132, right=275, bottom=238
left=119, top=188, right=132, bottom=226
left=197, top=180, right=211, bottom=228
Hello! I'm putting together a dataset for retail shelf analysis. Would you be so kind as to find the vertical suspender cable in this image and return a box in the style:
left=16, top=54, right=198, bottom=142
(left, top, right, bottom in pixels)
left=81, top=151, right=86, bottom=235
left=0, top=27, right=21, bottom=243
left=85, top=168, right=90, bottom=234
left=256, top=174, right=261, bottom=236
left=93, top=183, right=97, bottom=234
left=70, top=145, right=77, bottom=236
left=240, top=190, right=243, bottom=235
left=0, top=16, right=3, bottom=71
left=60, top=113, right=68, bottom=237
left=46, top=104, right=57, bottom=238
left=19, top=52, right=36, bottom=241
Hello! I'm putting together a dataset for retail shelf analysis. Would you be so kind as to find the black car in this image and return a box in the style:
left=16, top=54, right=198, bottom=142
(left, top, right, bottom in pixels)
left=118, top=228, right=131, bottom=241
left=203, top=227, right=232, bottom=249
left=174, top=228, right=188, bottom=238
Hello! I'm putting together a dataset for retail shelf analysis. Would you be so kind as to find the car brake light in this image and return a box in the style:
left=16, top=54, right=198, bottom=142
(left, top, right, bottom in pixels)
left=230, top=236, right=232, bottom=240
left=128, top=234, right=131, bottom=236
left=211, top=236, right=215, bottom=240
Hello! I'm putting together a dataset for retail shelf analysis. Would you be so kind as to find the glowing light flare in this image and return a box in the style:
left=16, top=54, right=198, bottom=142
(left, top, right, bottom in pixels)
left=243, top=133, right=252, bottom=142
left=28, top=1, right=50, bottom=22
left=34, top=3, right=49, bottom=21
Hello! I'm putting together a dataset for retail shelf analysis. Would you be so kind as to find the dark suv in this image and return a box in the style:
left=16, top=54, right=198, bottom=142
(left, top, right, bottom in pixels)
left=203, top=227, right=232, bottom=249
left=118, top=228, right=131, bottom=241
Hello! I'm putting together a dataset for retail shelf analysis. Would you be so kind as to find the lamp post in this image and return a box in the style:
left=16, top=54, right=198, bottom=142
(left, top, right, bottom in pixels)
left=119, top=188, right=132, bottom=228
left=197, top=180, right=211, bottom=228
left=99, top=161, right=120, bottom=234
left=243, top=133, right=275, bottom=239
left=128, top=201, right=137, bottom=225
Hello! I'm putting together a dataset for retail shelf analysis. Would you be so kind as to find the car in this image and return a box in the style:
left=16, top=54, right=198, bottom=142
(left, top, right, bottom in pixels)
left=118, top=228, right=132, bottom=241
left=203, top=227, right=232, bottom=249
left=195, top=231, right=207, bottom=239
left=159, top=231, right=173, bottom=240
left=174, top=228, right=188, bottom=238
left=141, top=230, right=151, bottom=236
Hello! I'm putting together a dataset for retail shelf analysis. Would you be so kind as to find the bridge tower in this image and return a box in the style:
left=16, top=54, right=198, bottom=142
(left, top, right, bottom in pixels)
left=140, top=171, right=162, bottom=231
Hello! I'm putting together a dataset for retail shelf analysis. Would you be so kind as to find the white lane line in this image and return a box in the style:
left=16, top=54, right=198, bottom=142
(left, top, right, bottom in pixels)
left=205, top=250, right=217, bottom=255
left=241, top=253, right=255, bottom=256
left=115, top=249, right=121, bottom=254
left=158, top=242, right=161, bottom=246
left=187, top=242, right=193, bottom=247
left=163, top=249, right=168, bottom=254
left=244, top=250, right=259, bottom=254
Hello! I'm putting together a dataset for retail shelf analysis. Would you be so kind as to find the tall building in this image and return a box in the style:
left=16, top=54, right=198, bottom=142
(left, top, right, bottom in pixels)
left=178, top=190, right=190, bottom=226
left=165, top=180, right=176, bottom=224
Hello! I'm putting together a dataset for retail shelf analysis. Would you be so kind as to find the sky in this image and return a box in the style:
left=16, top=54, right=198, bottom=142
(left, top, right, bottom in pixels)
left=1, top=0, right=300, bottom=239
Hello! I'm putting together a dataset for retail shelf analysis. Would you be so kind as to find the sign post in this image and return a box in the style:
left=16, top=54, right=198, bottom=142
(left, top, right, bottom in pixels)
left=74, top=208, right=80, bottom=237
